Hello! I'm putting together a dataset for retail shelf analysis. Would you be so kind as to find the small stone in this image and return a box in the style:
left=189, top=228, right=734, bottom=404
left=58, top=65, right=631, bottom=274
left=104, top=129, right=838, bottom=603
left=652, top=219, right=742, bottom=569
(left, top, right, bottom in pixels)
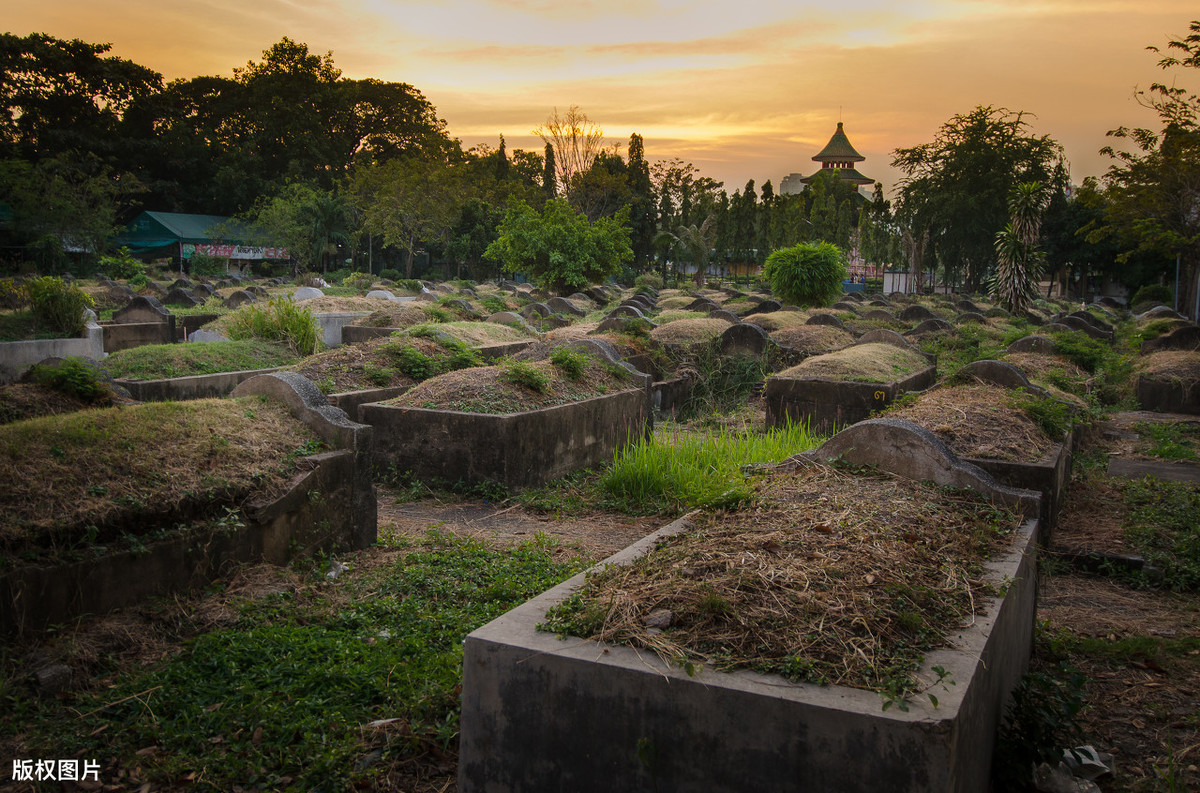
left=33, top=663, right=72, bottom=694
left=644, top=609, right=673, bottom=629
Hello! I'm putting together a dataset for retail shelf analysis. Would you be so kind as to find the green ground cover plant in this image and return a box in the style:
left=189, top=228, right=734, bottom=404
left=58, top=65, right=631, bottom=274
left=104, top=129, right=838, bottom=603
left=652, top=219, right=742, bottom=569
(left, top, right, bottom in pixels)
left=2, top=531, right=585, bottom=792
left=1134, top=421, right=1200, bottom=460
left=102, top=340, right=299, bottom=380
left=222, top=298, right=322, bottom=356
left=1122, top=478, right=1200, bottom=591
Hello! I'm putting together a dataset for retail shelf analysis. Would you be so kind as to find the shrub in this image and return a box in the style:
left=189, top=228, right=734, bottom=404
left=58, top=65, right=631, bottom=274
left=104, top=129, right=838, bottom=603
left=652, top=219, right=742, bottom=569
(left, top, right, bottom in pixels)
left=27, top=276, right=95, bottom=337
left=342, top=271, right=374, bottom=292
left=96, top=247, right=145, bottom=281
left=1131, top=283, right=1173, bottom=308
left=294, top=271, right=325, bottom=288
left=498, top=359, right=550, bottom=393
left=0, top=278, right=29, bottom=310
left=224, top=298, right=322, bottom=356
left=379, top=268, right=401, bottom=282
left=634, top=272, right=664, bottom=290
left=549, top=347, right=590, bottom=380
left=761, top=242, right=848, bottom=308
left=480, top=295, right=511, bottom=314
left=397, top=279, right=422, bottom=292
left=27, top=357, right=111, bottom=402
left=188, top=253, right=227, bottom=277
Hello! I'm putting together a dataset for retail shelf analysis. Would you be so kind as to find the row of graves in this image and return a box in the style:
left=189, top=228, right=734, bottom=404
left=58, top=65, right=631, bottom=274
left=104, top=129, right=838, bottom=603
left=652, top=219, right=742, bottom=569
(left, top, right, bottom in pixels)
left=3, top=269, right=1198, bottom=791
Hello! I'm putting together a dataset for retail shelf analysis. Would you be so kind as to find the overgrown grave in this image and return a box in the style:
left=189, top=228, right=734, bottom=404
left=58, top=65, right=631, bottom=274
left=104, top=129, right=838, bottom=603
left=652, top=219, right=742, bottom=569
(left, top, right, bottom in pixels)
left=0, top=373, right=376, bottom=634
left=1136, top=350, right=1200, bottom=414
left=459, top=420, right=1043, bottom=793
left=360, top=340, right=651, bottom=489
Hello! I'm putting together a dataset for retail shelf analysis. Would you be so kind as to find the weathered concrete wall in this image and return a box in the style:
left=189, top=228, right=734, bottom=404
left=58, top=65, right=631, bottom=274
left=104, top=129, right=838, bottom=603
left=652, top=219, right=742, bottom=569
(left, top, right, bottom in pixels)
left=115, top=367, right=286, bottom=401
left=966, top=433, right=1073, bottom=532
left=1137, top=374, right=1200, bottom=415
left=765, top=365, right=937, bottom=433
left=100, top=321, right=175, bottom=353
left=0, top=321, right=105, bottom=383
left=652, top=376, right=693, bottom=413
left=314, top=312, right=370, bottom=347
left=341, top=325, right=393, bottom=345
left=360, top=388, right=649, bottom=489
left=460, top=508, right=1042, bottom=793
left=175, top=313, right=221, bottom=341
left=328, top=385, right=412, bottom=414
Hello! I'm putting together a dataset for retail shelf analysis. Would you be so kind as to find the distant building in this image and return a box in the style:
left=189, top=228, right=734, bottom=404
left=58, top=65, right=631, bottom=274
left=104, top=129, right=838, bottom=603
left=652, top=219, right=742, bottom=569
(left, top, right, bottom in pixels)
left=779, top=122, right=874, bottom=195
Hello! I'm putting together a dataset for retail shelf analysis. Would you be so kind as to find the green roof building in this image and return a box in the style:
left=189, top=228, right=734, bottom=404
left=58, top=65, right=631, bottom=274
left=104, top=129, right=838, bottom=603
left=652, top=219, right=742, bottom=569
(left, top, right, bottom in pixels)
left=779, top=123, right=875, bottom=194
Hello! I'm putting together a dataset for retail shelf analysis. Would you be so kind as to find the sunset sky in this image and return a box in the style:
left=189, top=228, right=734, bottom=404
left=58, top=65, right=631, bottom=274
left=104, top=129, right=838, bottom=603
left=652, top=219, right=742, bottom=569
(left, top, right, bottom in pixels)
left=7, top=1, right=1199, bottom=197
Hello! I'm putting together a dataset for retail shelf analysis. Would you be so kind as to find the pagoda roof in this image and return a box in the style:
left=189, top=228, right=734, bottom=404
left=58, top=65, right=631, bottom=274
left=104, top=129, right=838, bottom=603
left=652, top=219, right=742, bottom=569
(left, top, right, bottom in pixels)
left=812, top=122, right=865, bottom=163
left=800, top=166, right=874, bottom=186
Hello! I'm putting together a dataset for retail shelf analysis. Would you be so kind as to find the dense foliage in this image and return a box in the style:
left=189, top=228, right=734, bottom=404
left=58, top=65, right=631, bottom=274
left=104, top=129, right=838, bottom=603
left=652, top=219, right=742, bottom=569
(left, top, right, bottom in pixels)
left=761, top=242, right=848, bottom=307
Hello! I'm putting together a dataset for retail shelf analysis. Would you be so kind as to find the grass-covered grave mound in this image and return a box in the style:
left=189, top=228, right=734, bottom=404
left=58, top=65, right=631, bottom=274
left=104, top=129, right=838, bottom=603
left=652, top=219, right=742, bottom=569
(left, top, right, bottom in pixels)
left=349, top=303, right=433, bottom=328
left=1138, top=350, right=1200, bottom=383
left=776, top=342, right=928, bottom=383
left=0, top=398, right=321, bottom=563
left=770, top=325, right=854, bottom=354
left=649, top=317, right=734, bottom=345
left=286, top=334, right=481, bottom=394
left=102, top=340, right=299, bottom=381
left=742, top=310, right=810, bottom=332
left=396, top=320, right=534, bottom=347
left=384, top=350, right=635, bottom=414
left=542, top=461, right=1020, bottom=700
left=0, top=382, right=109, bottom=425
left=885, top=384, right=1061, bottom=461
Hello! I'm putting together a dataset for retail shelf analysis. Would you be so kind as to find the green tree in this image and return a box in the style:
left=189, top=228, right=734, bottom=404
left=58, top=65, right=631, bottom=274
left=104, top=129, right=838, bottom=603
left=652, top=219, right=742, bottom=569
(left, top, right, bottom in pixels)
left=534, top=105, right=608, bottom=196
left=762, top=242, right=848, bottom=307
left=991, top=182, right=1048, bottom=314
left=569, top=151, right=630, bottom=221
left=241, top=183, right=352, bottom=274
left=893, top=106, right=1063, bottom=291
left=626, top=133, right=657, bottom=270
left=484, top=198, right=631, bottom=293
left=1100, top=20, right=1200, bottom=319
left=447, top=198, right=504, bottom=280
left=656, top=215, right=717, bottom=288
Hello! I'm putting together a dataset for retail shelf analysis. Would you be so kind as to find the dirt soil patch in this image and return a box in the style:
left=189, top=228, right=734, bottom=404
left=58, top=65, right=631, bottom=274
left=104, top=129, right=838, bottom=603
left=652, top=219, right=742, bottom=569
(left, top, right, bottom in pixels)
left=770, top=325, right=854, bottom=353
left=541, top=462, right=1022, bottom=696
left=887, top=384, right=1056, bottom=461
left=777, top=342, right=927, bottom=382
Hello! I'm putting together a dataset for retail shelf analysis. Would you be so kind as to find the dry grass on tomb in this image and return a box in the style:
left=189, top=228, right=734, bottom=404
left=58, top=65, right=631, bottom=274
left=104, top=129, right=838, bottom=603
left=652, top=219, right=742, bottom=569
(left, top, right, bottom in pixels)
left=545, top=322, right=601, bottom=339
left=656, top=296, right=697, bottom=310
left=0, top=383, right=112, bottom=425
left=350, top=304, right=432, bottom=328
left=776, top=342, right=928, bottom=382
left=769, top=325, right=854, bottom=354
left=743, top=311, right=810, bottom=332
left=649, top=317, right=733, bottom=345
left=385, top=354, right=636, bottom=414
left=293, top=295, right=388, bottom=313
left=542, top=462, right=1021, bottom=696
left=400, top=321, right=534, bottom=347
left=286, top=335, right=473, bottom=393
left=0, top=398, right=319, bottom=555
left=1138, top=350, right=1200, bottom=381
left=886, top=384, right=1056, bottom=461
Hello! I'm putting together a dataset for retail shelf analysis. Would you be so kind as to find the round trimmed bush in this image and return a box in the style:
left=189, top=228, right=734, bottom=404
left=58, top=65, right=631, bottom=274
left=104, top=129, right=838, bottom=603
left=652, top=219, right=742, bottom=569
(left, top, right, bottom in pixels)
left=761, top=242, right=848, bottom=308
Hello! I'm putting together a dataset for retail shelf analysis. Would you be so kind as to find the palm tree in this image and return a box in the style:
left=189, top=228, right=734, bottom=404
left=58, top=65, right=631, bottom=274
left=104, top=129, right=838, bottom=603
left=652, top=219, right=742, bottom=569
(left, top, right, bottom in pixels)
left=299, top=192, right=352, bottom=273
left=991, top=182, right=1047, bottom=314
left=656, top=214, right=717, bottom=288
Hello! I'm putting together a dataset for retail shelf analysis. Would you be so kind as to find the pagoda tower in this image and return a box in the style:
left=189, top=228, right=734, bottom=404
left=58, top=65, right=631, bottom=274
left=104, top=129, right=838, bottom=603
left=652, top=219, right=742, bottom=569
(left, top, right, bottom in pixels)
left=799, top=122, right=874, bottom=187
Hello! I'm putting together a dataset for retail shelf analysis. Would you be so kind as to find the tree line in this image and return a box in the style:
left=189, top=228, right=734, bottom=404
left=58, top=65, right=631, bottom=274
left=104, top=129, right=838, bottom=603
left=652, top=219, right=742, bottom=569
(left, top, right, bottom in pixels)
left=2, top=26, right=1198, bottom=318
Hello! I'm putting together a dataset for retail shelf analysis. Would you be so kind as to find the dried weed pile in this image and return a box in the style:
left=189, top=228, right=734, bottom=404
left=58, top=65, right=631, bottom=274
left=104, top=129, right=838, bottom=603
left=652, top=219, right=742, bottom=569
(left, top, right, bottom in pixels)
left=743, top=311, right=810, bottom=332
left=886, top=385, right=1055, bottom=461
left=351, top=304, right=431, bottom=328
left=770, top=325, right=854, bottom=353
left=293, top=296, right=383, bottom=313
left=0, top=398, right=318, bottom=557
left=543, top=462, right=1020, bottom=698
left=399, top=320, right=533, bottom=347
left=777, top=342, right=927, bottom=382
left=387, top=353, right=635, bottom=414
left=0, top=383, right=108, bottom=425
left=649, top=317, right=734, bottom=345
left=1139, top=350, right=1200, bottom=381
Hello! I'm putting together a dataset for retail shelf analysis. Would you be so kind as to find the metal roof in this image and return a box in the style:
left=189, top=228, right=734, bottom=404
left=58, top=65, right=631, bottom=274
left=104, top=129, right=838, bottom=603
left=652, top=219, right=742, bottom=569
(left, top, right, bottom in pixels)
left=812, top=123, right=866, bottom=163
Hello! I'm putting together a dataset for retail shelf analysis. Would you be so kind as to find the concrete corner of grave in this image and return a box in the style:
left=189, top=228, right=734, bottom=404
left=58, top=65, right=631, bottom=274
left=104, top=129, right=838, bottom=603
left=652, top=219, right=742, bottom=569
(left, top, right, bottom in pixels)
left=232, top=371, right=377, bottom=548
left=0, top=320, right=106, bottom=384
left=459, top=452, right=1043, bottom=793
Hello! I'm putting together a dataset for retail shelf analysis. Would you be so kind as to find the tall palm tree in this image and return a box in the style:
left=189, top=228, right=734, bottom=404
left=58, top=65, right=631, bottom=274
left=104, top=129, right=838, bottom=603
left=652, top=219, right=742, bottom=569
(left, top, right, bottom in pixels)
left=992, top=182, right=1047, bottom=314
left=656, top=214, right=717, bottom=287
left=299, top=192, right=352, bottom=273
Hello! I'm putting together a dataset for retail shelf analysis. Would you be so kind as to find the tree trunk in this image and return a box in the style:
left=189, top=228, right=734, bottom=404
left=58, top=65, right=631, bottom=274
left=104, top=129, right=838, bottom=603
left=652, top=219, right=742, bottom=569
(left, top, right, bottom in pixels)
left=405, top=234, right=415, bottom=279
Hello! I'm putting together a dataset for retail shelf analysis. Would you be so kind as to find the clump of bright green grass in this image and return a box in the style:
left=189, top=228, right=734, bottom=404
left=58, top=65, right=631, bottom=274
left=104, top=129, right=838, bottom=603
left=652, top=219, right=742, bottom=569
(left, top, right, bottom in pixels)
left=7, top=531, right=583, bottom=791
left=222, top=298, right=322, bottom=356
left=102, top=340, right=299, bottom=380
left=600, top=421, right=824, bottom=513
